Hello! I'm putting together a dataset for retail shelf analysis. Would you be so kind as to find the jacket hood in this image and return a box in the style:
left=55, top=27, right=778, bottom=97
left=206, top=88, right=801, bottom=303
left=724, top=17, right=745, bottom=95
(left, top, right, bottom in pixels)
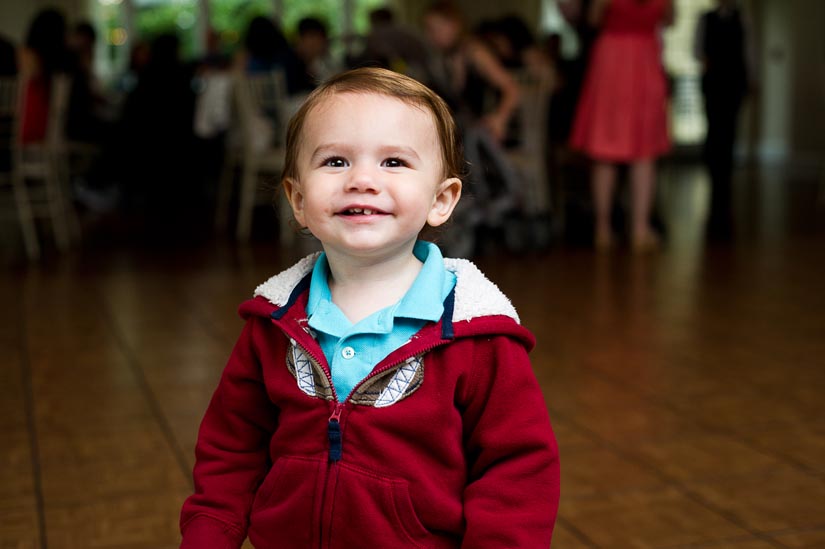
left=239, top=253, right=533, bottom=348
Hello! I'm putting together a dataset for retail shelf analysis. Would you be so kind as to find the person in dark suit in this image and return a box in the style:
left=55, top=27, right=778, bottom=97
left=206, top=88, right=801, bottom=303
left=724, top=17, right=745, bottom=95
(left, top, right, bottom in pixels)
left=696, top=0, right=752, bottom=238
left=0, top=34, right=16, bottom=173
left=0, top=34, right=16, bottom=75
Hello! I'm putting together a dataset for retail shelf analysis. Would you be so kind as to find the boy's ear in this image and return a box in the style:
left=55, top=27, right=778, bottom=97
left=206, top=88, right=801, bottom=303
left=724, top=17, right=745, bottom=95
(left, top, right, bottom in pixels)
left=427, top=177, right=462, bottom=228
left=282, top=177, right=307, bottom=227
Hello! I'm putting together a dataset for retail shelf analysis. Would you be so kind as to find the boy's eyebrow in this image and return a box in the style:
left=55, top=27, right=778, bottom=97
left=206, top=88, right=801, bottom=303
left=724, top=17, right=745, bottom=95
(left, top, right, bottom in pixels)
left=379, top=145, right=421, bottom=161
left=311, top=143, right=351, bottom=159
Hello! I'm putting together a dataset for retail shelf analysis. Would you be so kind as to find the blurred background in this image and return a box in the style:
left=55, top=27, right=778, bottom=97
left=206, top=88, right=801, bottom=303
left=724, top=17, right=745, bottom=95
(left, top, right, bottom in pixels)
left=1, top=0, right=824, bottom=547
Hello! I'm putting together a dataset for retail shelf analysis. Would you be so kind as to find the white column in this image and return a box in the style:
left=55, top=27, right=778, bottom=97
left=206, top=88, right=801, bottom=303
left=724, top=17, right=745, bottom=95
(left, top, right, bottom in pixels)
left=123, top=0, right=136, bottom=47
left=342, top=0, right=353, bottom=37
left=195, top=0, right=210, bottom=57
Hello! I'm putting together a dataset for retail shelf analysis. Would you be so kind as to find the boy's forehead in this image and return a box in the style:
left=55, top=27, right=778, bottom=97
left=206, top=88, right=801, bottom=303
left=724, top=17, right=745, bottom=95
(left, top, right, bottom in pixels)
left=302, top=92, right=440, bottom=144
left=308, top=91, right=430, bottom=122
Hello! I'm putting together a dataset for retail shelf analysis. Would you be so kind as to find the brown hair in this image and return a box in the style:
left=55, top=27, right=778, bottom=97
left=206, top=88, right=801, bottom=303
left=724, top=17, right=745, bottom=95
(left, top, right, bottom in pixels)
left=281, top=67, right=465, bottom=185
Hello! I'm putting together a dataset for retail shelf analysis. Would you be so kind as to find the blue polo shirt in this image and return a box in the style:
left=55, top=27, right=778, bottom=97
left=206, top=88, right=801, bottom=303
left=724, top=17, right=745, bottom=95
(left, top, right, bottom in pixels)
left=306, top=241, right=456, bottom=402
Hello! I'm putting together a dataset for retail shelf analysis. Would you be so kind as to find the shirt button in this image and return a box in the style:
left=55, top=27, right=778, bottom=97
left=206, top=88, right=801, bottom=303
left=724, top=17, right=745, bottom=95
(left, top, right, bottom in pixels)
left=341, top=346, right=356, bottom=360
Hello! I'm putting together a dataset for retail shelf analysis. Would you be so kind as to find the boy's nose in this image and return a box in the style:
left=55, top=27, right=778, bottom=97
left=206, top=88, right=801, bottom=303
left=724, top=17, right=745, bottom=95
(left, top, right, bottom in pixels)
left=346, top=164, right=381, bottom=193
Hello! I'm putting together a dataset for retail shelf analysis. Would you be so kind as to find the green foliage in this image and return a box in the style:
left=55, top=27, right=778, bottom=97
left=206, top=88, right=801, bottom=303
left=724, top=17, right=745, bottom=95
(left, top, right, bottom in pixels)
left=100, top=0, right=392, bottom=62
left=352, top=0, right=386, bottom=35
left=135, top=1, right=198, bottom=58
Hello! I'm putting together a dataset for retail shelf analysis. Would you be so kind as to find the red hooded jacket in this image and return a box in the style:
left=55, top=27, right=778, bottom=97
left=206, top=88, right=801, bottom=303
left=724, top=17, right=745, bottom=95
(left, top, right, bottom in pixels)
left=180, top=254, right=560, bottom=548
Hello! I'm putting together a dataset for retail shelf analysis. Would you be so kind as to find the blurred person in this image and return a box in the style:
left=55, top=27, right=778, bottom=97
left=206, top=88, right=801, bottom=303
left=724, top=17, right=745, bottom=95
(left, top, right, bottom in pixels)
left=19, top=8, right=70, bottom=144
left=695, top=0, right=752, bottom=238
left=66, top=21, right=110, bottom=144
left=423, top=1, right=519, bottom=143
left=192, top=28, right=233, bottom=139
left=232, top=18, right=286, bottom=127
left=114, top=40, right=150, bottom=97
left=74, top=39, right=149, bottom=215
left=349, top=7, right=430, bottom=80
left=551, top=0, right=600, bottom=143
left=241, top=16, right=292, bottom=74
left=68, top=21, right=95, bottom=75
left=62, top=20, right=121, bottom=214
left=0, top=33, right=16, bottom=75
left=480, top=15, right=556, bottom=82
left=117, top=33, right=201, bottom=233
left=179, top=67, right=559, bottom=548
left=475, top=16, right=557, bottom=154
left=292, top=17, right=340, bottom=92
left=200, top=27, right=232, bottom=71
left=0, top=33, right=16, bottom=174
left=423, top=2, right=525, bottom=256
left=569, top=0, right=673, bottom=251
left=558, top=0, right=600, bottom=60
left=239, top=15, right=323, bottom=98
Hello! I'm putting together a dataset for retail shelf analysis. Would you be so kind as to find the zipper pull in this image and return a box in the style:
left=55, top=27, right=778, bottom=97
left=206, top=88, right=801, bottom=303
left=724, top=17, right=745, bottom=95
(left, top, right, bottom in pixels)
left=327, top=404, right=343, bottom=462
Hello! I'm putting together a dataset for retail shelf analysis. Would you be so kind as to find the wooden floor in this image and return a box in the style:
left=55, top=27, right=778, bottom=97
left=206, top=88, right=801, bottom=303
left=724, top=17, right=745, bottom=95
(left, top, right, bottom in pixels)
left=2, top=162, right=825, bottom=548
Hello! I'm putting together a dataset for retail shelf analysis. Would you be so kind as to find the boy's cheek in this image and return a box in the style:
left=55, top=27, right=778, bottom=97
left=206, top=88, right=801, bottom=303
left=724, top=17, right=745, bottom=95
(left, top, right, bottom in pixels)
left=292, top=210, right=306, bottom=227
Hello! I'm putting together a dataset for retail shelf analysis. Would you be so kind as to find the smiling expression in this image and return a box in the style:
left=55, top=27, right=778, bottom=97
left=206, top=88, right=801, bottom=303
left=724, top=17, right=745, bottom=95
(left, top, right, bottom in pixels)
left=284, top=92, right=461, bottom=260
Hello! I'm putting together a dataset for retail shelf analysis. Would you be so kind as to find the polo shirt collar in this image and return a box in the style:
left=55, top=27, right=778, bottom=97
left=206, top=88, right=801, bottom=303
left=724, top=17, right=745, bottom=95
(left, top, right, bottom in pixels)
left=395, top=240, right=446, bottom=322
left=306, top=241, right=447, bottom=336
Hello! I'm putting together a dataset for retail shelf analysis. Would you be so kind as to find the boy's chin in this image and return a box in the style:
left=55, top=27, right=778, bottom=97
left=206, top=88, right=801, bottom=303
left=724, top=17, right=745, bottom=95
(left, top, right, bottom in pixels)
left=325, top=237, right=419, bottom=259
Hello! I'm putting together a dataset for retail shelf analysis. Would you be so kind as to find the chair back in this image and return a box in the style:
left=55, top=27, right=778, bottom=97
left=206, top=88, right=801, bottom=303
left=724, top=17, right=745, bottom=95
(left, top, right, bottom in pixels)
left=512, top=69, right=553, bottom=156
left=45, top=74, right=71, bottom=152
left=233, top=70, right=289, bottom=152
left=508, top=69, right=554, bottom=215
left=0, top=77, right=22, bottom=165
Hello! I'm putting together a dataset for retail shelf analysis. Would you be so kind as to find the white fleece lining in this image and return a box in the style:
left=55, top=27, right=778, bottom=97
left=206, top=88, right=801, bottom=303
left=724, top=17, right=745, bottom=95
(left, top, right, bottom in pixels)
left=253, top=253, right=520, bottom=324
left=253, top=252, right=321, bottom=310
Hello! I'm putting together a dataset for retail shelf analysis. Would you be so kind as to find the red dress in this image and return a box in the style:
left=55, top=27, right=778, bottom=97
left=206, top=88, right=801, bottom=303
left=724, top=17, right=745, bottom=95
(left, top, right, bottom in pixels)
left=21, top=76, right=50, bottom=144
left=570, top=0, right=671, bottom=161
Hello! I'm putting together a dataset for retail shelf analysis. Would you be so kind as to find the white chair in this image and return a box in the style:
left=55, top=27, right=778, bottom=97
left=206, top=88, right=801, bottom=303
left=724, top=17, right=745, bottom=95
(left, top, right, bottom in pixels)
left=0, top=74, right=77, bottom=259
left=215, top=70, right=294, bottom=243
left=0, top=77, right=38, bottom=258
left=505, top=69, right=554, bottom=218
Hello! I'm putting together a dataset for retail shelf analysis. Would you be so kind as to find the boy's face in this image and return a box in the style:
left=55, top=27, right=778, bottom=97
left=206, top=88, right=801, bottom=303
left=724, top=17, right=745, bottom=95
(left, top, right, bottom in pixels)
left=284, top=92, right=461, bottom=261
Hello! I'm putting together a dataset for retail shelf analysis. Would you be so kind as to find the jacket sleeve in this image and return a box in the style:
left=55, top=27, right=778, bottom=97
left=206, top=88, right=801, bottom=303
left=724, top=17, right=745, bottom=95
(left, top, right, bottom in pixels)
left=459, top=335, right=560, bottom=548
left=180, top=318, right=279, bottom=548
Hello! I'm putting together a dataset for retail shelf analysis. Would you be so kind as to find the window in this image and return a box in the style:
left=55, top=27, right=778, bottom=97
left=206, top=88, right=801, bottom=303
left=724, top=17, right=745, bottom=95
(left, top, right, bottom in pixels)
left=662, top=0, right=715, bottom=145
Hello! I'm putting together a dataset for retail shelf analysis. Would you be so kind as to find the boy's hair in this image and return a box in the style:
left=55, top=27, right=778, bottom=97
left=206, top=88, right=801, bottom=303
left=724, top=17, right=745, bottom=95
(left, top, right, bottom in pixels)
left=282, top=67, right=464, bottom=185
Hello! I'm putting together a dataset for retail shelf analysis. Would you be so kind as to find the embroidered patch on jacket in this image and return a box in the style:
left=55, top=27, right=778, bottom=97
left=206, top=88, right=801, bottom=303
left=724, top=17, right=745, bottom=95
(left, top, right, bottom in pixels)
left=350, top=356, right=424, bottom=408
left=285, top=340, right=334, bottom=401
left=286, top=342, right=424, bottom=407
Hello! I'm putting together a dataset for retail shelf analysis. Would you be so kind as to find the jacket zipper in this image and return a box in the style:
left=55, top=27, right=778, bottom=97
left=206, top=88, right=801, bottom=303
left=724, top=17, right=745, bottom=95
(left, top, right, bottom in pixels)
left=286, top=340, right=342, bottom=549
left=284, top=332, right=449, bottom=548
left=292, top=341, right=344, bottom=463
left=327, top=402, right=344, bottom=462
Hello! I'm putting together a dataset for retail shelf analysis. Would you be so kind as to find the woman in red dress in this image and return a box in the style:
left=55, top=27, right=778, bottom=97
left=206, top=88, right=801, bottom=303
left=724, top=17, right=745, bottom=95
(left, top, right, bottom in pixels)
left=570, top=0, right=673, bottom=251
left=19, top=9, right=70, bottom=144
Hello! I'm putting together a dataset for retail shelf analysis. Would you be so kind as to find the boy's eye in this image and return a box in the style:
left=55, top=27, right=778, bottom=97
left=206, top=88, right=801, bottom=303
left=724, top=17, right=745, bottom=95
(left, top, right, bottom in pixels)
left=323, top=157, right=348, bottom=168
left=382, top=158, right=407, bottom=168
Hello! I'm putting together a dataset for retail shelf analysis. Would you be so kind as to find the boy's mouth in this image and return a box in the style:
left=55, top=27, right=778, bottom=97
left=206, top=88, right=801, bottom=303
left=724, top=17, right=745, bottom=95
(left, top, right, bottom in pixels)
left=338, top=207, right=386, bottom=216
